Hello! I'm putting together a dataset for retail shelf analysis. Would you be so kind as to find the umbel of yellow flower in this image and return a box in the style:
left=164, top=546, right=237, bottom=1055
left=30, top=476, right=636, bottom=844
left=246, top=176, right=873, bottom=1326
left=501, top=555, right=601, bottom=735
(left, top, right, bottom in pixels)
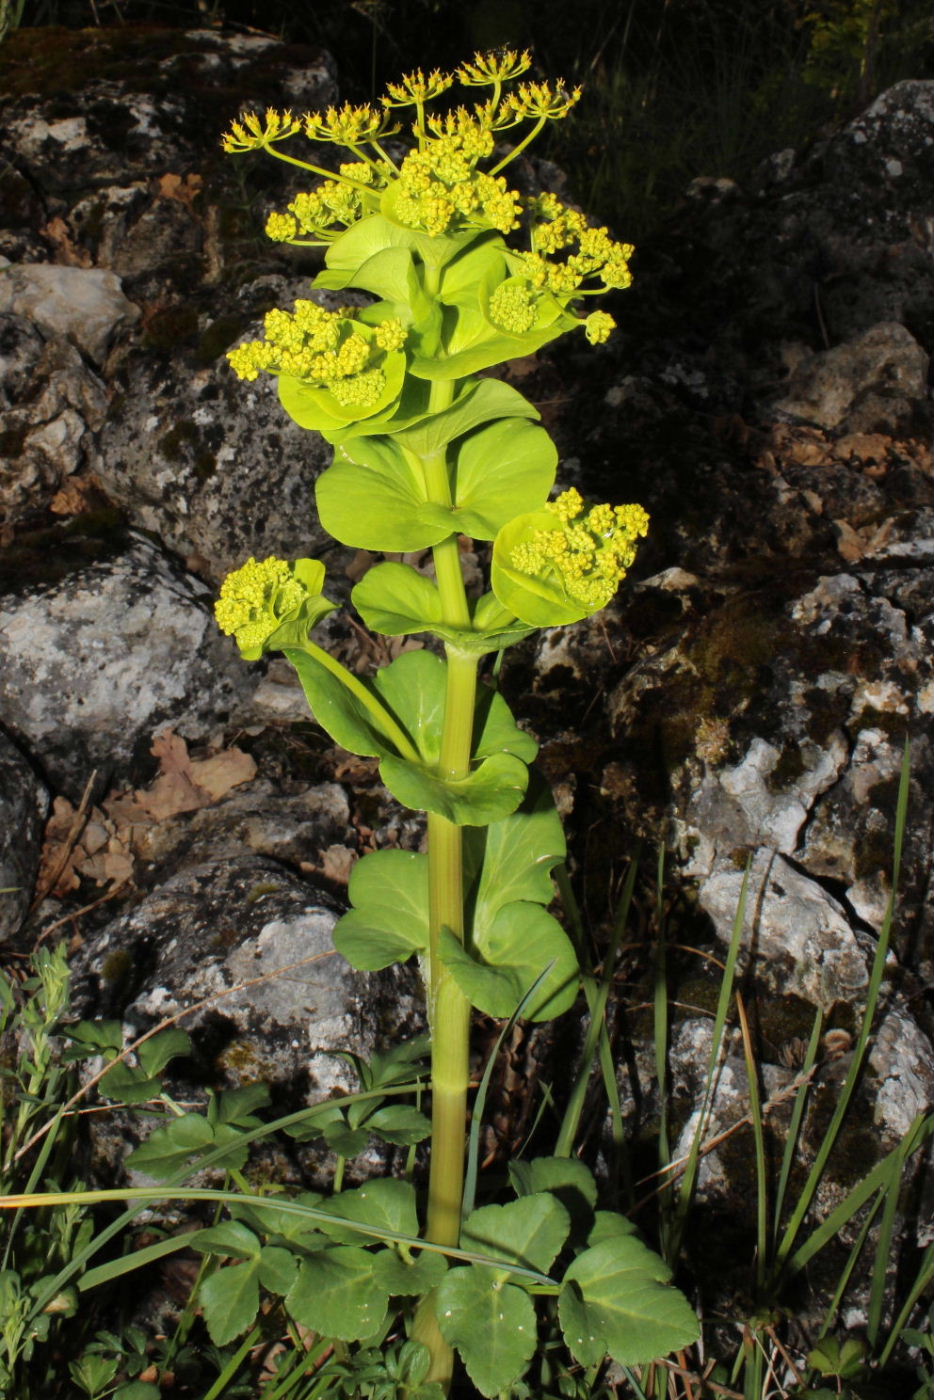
left=227, top=301, right=407, bottom=417
left=491, top=489, right=649, bottom=627
left=220, top=52, right=634, bottom=371
left=215, top=557, right=335, bottom=660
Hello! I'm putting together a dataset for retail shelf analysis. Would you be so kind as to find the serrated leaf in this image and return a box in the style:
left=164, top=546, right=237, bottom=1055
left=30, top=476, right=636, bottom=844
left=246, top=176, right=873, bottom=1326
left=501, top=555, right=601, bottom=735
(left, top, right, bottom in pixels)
left=198, top=1259, right=261, bottom=1346
left=191, top=1220, right=260, bottom=1260
left=230, top=1192, right=326, bottom=1245
left=114, top=1384, right=162, bottom=1400
left=259, top=1245, right=300, bottom=1296
left=509, top=1158, right=597, bottom=1235
left=97, top=1062, right=163, bottom=1105
left=317, top=1179, right=419, bottom=1243
left=366, top=1104, right=431, bottom=1145
left=461, top=1194, right=570, bottom=1278
left=333, top=849, right=429, bottom=971
left=373, top=1248, right=447, bottom=1296
left=136, top=1028, right=191, bottom=1077
left=214, top=1083, right=270, bottom=1126
left=435, top=1266, right=536, bottom=1396
left=286, top=1247, right=390, bottom=1341
left=588, top=1211, right=638, bottom=1246
left=558, top=1237, right=699, bottom=1367
left=125, top=1113, right=214, bottom=1179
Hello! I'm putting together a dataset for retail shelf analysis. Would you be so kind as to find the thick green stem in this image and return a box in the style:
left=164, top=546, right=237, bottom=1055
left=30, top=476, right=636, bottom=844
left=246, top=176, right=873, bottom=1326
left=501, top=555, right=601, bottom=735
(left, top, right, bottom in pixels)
left=409, top=369, right=478, bottom=1386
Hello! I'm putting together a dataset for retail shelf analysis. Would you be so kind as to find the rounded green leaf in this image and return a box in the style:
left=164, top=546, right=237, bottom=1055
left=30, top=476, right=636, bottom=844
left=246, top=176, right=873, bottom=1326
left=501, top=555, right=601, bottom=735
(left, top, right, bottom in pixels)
left=393, top=378, right=539, bottom=459
left=373, top=1247, right=447, bottom=1296
left=435, top=1267, right=537, bottom=1397
left=461, top=1194, right=571, bottom=1277
left=278, top=347, right=406, bottom=432
left=440, top=900, right=579, bottom=1019
left=353, top=563, right=444, bottom=637
left=334, top=849, right=429, bottom=970
left=558, top=1237, right=699, bottom=1368
left=380, top=751, right=529, bottom=825
left=315, top=439, right=451, bottom=552
left=448, top=417, right=557, bottom=540
left=491, top=510, right=592, bottom=628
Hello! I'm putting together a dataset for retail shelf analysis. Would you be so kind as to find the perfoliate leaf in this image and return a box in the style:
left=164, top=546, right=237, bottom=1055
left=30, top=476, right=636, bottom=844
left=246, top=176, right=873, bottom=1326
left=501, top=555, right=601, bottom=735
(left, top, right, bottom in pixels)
left=558, top=1237, right=699, bottom=1367
left=333, top=849, right=429, bottom=970
left=468, top=779, right=565, bottom=915
left=392, top=378, right=538, bottom=458
left=444, top=417, right=556, bottom=540
left=286, top=1247, right=390, bottom=1342
left=435, top=1266, right=537, bottom=1397
left=353, top=563, right=444, bottom=637
left=381, top=751, right=529, bottom=825
left=442, top=902, right=579, bottom=1020
left=316, top=438, right=449, bottom=552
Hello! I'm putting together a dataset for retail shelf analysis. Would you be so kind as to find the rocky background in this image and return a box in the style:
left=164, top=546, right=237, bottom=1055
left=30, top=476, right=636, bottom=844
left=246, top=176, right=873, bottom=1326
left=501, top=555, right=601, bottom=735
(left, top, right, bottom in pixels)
left=1, top=26, right=934, bottom=1295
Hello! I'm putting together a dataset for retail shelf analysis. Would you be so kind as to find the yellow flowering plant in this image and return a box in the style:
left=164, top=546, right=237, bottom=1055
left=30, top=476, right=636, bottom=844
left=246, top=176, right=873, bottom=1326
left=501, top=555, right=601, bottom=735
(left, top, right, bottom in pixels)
left=216, top=52, right=696, bottom=1397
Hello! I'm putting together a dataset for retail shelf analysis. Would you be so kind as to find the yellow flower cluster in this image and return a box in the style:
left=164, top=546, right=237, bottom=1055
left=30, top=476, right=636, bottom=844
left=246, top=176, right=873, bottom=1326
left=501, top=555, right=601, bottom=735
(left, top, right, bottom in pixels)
left=304, top=104, right=399, bottom=145
left=383, top=68, right=455, bottom=108
left=215, top=556, right=304, bottom=652
left=457, top=50, right=532, bottom=87
left=394, top=121, right=521, bottom=236
left=222, top=108, right=302, bottom=153
left=517, top=194, right=635, bottom=298
left=511, top=489, right=650, bottom=609
left=265, top=168, right=376, bottom=244
left=489, top=279, right=537, bottom=334
left=226, top=300, right=405, bottom=407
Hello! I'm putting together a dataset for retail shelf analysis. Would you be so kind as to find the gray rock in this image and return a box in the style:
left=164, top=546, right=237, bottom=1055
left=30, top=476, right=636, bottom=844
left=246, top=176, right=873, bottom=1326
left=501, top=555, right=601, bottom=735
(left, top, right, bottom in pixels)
left=92, top=294, right=333, bottom=577
left=0, top=264, right=139, bottom=366
left=0, top=533, right=258, bottom=799
left=1, top=334, right=108, bottom=524
left=0, top=730, right=49, bottom=939
left=773, top=321, right=928, bottom=433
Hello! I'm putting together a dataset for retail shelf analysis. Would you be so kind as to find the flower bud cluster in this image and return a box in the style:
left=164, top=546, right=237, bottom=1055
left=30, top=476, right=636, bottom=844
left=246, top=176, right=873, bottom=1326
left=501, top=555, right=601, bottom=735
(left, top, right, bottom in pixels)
left=510, top=489, right=650, bottom=610
left=214, top=554, right=329, bottom=658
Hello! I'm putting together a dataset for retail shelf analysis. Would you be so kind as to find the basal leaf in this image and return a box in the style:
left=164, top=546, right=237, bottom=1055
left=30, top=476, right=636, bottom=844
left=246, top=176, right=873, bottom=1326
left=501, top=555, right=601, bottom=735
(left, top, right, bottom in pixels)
left=558, top=1237, right=699, bottom=1368
left=373, top=1247, right=447, bottom=1296
left=190, top=1221, right=260, bottom=1260
left=125, top=1113, right=214, bottom=1180
left=461, top=1193, right=570, bottom=1277
left=198, top=1258, right=261, bottom=1345
left=318, top=1178, right=419, bottom=1242
left=366, top=1104, right=431, bottom=1145
left=136, top=1027, right=192, bottom=1078
left=333, top=849, right=429, bottom=971
left=435, top=1266, right=536, bottom=1397
left=286, top=1247, right=390, bottom=1342
left=259, top=1245, right=300, bottom=1296
left=509, top=1158, right=598, bottom=1233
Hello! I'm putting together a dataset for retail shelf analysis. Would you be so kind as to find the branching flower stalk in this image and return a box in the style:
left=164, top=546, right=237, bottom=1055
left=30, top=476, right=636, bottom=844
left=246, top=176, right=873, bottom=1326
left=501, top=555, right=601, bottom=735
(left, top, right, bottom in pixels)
left=216, top=52, right=677, bottom=1392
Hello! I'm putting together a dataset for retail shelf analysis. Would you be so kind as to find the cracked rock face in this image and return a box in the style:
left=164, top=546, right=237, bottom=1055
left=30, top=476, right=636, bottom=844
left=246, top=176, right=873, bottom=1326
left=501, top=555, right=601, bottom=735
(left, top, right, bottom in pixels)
left=0, top=731, right=48, bottom=940
left=0, top=533, right=258, bottom=799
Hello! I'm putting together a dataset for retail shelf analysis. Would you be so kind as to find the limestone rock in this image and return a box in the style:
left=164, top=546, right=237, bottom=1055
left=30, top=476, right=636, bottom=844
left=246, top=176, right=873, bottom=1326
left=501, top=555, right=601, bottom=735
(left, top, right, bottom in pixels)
left=0, top=533, right=258, bottom=800
left=0, top=263, right=139, bottom=366
left=774, top=322, right=928, bottom=433
left=0, top=730, right=49, bottom=939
